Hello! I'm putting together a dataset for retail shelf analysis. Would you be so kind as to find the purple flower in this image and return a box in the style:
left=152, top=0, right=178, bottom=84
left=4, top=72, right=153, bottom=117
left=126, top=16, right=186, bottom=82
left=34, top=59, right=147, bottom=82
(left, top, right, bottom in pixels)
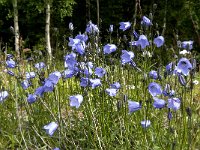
left=168, top=98, right=181, bottom=111
left=95, top=67, right=106, bottom=78
left=121, top=50, right=135, bottom=64
left=105, top=88, right=118, bottom=96
left=138, top=35, right=149, bottom=49
left=110, top=82, right=121, bottom=89
left=177, top=58, right=192, bottom=76
left=0, top=91, right=8, bottom=102
left=109, top=25, right=113, bottom=32
left=27, top=94, right=37, bottom=104
left=141, top=16, right=152, bottom=26
left=48, top=71, right=61, bottom=85
left=166, top=62, right=173, bottom=74
left=80, top=77, right=89, bottom=87
left=103, top=44, right=117, bottom=54
left=43, top=122, right=58, bottom=136
left=89, top=78, right=101, bottom=89
left=35, top=62, right=46, bottom=70
left=128, top=100, right=141, bottom=113
left=163, top=84, right=175, bottom=97
left=181, top=41, right=193, bottom=50
left=69, top=94, right=83, bottom=108
left=26, top=72, right=36, bottom=80
left=131, top=35, right=149, bottom=49
left=154, top=36, right=164, bottom=47
left=119, top=22, right=131, bottom=31
left=43, top=80, right=54, bottom=92
left=149, top=70, right=158, bottom=79
left=21, top=80, right=31, bottom=90
left=148, top=82, right=162, bottom=97
left=6, top=59, right=16, bottom=68
left=7, top=70, right=15, bottom=76
left=178, top=74, right=186, bottom=86
left=68, top=37, right=80, bottom=50
left=141, top=120, right=151, bottom=128
left=34, top=86, right=45, bottom=97
left=74, top=42, right=86, bottom=55
left=64, top=53, right=77, bottom=69
left=75, top=33, right=88, bottom=42
left=153, top=97, right=166, bottom=109
left=86, top=21, right=99, bottom=34
left=63, top=68, right=78, bottom=79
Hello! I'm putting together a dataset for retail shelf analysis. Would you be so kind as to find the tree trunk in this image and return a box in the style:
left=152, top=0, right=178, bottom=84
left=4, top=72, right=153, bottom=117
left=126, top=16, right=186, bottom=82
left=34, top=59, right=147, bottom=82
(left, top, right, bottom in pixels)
left=97, top=0, right=99, bottom=27
left=46, top=2, right=52, bottom=60
left=13, top=0, right=20, bottom=58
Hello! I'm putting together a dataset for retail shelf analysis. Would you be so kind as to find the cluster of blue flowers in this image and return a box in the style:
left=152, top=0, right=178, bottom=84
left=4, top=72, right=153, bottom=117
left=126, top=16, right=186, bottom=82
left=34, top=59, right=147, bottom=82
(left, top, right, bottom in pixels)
left=0, top=14, right=197, bottom=147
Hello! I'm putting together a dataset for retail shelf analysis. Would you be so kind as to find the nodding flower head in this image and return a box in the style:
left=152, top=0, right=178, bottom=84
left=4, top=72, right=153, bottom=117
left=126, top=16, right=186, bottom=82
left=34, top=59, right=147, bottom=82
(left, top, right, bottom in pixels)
left=177, top=58, right=192, bottom=76
left=43, top=122, right=58, bottom=136
left=168, top=98, right=181, bottom=111
left=121, top=50, right=135, bottom=65
left=6, top=59, right=16, bottom=68
left=119, top=22, right=131, bottom=31
left=153, top=36, right=164, bottom=47
left=128, top=100, right=142, bottom=114
left=103, top=44, right=117, bottom=54
left=148, top=82, right=162, bottom=97
left=141, top=16, right=152, bottom=27
left=181, top=41, right=193, bottom=50
left=153, top=97, right=166, bottom=109
left=35, top=62, right=46, bottom=70
left=0, top=91, right=9, bottom=102
left=69, top=94, right=83, bottom=108
left=86, top=21, right=99, bottom=34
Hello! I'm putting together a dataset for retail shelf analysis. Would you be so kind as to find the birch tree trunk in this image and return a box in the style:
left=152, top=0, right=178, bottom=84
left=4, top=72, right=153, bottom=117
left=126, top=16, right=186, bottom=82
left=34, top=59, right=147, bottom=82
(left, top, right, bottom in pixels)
left=97, top=0, right=99, bottom=27
left=45, top=2, right=52, bottom=60
left=13, top=0, right=20, bottom=58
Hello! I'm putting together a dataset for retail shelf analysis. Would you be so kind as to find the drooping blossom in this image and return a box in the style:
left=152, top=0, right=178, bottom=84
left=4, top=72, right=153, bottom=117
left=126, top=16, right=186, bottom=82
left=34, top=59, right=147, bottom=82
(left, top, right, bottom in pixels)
left=75, top=33, right=88, bottom=42
left=86, top=21, right=99, bottom=34
left=69, top=94, right=83, bottom=108
left=176, top=58, right=192, bottom=76
left=43, top=122, right=58, bottom=136
left=103, top=44, right=117, bottom=54
left=128, top=100, right=141, bottom=114
left=121, top=50, right=135, bottom=64
left=105, top=88, right=118, bottom=97
left=149, top=70, right=158, bottom=79
left=64, top=53, right=77, bottom=69
left=89, top=79, right=101, bottom=89
left=95, top=67, right=106, bottom=78
left=178, top=74, right=186, bottom=86
left=131, top=35, right=149, bottom=49
left=181, top=41, right=193, bottom=50
left=141, top=16, right=152, bottom=26
left=35, top=62, right=46, bottom=70
left=148, top=82, right=162, bottom=97
left=0, top=91, right=8, bottom=102
left=110, top=82, right=121, bottom=89
left=6, top=59, right=16, bottom=68
left=80, top=77, right=89, bottom=87
left=153, top=97, right=166, bottom=109
left=168, top=98, right=181, bottom=111
left=109, top=25, right=113, bottom=32
left=27, top=94, right=37, bottom=104
left=119, top=22, right=131, bottom=31
left=153, top=36, right=164, bottom=47
left=21, top=80, right=31, bottom=90
left=26, top=72, right=36, bottom=80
